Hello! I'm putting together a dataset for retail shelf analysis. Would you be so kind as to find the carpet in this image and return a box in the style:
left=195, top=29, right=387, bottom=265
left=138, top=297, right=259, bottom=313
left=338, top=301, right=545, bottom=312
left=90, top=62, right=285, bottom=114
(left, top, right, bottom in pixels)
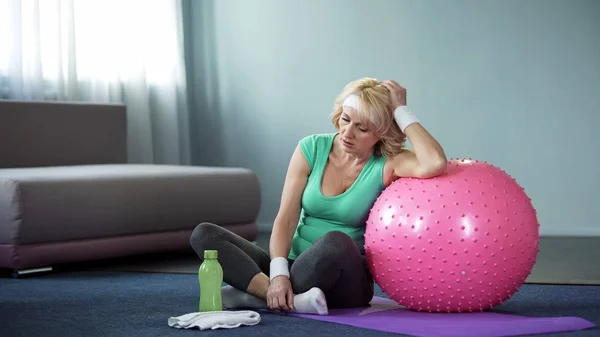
left=1, top=270, right=599, bottom=337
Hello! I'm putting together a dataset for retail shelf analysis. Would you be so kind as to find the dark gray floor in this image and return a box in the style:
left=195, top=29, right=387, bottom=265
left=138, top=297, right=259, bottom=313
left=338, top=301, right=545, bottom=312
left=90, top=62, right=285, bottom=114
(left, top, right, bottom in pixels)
left=527, top=236, right=600, bottom=285
left=1, top=270, right=598, bottom=337
left=2, top=233, right=599, bottom=337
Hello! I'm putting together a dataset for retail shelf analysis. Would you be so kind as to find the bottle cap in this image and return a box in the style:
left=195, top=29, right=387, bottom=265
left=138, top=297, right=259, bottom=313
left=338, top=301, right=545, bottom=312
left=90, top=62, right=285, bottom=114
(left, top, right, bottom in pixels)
left=204, top=250, right=218, bottom=259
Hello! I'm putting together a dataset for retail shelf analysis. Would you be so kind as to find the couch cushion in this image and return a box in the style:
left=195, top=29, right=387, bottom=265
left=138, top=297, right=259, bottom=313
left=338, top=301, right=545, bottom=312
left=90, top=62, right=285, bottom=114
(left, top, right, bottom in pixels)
left=0, top=100, right=127, bottom=168
left=0, top=164, right=261, bottom=245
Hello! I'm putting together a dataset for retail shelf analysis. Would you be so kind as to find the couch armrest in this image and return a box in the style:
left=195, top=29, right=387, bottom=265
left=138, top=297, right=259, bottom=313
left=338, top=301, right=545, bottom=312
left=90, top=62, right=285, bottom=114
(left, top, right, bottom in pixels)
left=0, top=100, right=127, bottom=168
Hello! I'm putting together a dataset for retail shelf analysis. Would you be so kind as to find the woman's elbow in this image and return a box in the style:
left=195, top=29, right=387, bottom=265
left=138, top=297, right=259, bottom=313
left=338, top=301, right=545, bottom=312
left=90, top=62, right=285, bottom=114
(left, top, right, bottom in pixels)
left=418, top=159, right=447, bottom=178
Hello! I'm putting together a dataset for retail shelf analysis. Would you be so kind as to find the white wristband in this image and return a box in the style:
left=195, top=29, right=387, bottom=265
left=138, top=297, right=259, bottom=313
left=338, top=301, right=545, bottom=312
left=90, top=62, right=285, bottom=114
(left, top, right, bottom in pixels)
left=269, top=257, right=290, bottom=280
left=393, top=105, right=419, bottom=133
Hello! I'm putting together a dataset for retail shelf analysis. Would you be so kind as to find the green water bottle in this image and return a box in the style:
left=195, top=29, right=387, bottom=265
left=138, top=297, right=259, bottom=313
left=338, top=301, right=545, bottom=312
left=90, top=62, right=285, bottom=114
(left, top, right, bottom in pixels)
left=198, top=249, right=223, bottom=312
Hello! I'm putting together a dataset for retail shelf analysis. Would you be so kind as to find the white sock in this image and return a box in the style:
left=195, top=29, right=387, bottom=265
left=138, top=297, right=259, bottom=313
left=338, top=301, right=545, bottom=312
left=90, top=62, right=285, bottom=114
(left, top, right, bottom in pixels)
left=221, top=285, right=328, bottom=315
left=292, top=287, right=328, bottom=315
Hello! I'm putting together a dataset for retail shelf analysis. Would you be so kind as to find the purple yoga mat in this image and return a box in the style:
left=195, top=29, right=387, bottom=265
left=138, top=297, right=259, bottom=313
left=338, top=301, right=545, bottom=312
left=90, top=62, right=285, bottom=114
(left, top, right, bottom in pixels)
left=288, top=296, right=596, bottom=337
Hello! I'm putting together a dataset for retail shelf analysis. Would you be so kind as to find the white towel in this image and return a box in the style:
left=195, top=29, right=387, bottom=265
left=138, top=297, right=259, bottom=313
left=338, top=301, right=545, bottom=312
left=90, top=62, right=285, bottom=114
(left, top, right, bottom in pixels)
left=168, top=310, right=261, bottom=330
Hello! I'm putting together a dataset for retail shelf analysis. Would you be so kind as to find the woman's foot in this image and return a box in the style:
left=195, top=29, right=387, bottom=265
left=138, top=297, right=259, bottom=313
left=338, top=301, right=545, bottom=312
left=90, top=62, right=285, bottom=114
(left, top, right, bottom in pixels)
left=221, top=285, right=328, bottom=315
left=293, top=287, right=328, bottom=315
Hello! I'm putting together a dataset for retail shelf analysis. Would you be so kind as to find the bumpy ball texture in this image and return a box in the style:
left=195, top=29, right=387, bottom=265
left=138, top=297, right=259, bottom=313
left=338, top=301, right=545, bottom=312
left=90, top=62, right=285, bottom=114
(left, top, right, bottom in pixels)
left=365, top=158, right=540, bottom=313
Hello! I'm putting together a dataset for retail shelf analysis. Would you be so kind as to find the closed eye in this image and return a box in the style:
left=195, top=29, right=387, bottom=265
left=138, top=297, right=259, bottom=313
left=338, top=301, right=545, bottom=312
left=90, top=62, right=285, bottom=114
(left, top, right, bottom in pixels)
left=342, top=114, right=369, bottom=132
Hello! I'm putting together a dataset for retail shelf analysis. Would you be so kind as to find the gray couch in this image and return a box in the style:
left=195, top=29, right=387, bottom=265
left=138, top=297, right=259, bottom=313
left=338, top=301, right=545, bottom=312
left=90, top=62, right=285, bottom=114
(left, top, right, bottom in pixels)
left=0, top=100, right=261, bottom=274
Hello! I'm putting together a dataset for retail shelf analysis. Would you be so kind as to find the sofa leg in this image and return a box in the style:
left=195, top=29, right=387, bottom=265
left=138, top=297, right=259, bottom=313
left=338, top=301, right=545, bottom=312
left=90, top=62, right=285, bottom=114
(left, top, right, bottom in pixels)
left=11, top=266, right=53, bottom=278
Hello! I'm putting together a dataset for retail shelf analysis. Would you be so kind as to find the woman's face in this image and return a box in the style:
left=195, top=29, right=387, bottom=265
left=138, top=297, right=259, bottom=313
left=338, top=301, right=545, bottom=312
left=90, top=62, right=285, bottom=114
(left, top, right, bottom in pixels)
left=338, top=107, right=380, bottom=156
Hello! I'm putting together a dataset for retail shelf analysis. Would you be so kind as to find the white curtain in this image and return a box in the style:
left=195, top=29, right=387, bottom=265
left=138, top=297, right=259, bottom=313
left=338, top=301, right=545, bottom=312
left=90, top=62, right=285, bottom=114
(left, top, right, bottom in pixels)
left=0, top=0, right=191, bottom=165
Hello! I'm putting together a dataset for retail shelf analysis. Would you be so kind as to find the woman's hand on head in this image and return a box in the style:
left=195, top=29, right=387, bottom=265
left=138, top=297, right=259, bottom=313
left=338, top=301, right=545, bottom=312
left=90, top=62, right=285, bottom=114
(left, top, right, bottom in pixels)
left=381, top=80, right=407, bottom=110
left=267, top=275, right=295, bottom=312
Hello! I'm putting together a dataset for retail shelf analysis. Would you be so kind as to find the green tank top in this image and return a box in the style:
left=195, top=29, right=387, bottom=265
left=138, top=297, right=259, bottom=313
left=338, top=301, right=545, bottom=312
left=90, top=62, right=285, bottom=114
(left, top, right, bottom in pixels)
left=288, top=133, right=387, bottom=260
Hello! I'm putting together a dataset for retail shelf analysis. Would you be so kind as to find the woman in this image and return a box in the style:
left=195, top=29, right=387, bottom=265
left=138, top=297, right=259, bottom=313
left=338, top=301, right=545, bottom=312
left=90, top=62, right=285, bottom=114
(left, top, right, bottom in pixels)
left=190, top=78, right=447, bottom=315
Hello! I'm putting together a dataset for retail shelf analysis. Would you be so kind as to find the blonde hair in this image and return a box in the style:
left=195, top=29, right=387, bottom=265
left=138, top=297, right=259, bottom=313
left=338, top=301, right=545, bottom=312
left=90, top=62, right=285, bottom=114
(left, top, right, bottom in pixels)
left=330, top=77, right=406, bottom=157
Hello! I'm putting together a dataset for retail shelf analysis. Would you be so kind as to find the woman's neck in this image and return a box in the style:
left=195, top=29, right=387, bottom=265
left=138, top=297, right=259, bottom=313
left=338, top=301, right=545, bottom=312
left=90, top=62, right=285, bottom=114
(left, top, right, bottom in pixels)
left=333, top=134, right=372, bottom=166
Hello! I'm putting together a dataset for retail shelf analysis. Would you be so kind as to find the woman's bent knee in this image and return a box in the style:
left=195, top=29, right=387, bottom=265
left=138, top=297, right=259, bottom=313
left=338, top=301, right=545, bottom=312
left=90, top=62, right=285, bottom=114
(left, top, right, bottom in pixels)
left=320, top=231, right=360, bottom=254
left=308, top=230, right=361, bottom=265
left=190, top=222, right=222, bottom=252
left=321, top=230, right=353, bottom=243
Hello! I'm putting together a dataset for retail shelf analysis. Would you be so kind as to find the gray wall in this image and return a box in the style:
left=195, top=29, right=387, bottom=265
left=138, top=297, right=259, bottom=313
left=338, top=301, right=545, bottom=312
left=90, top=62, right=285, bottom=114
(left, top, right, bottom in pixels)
left=187, top=0, right=600, bottom=236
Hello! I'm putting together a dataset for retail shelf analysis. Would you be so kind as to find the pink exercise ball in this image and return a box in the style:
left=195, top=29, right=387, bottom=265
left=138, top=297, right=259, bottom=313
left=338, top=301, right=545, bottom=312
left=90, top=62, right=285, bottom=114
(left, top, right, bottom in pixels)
left=364, top=158, right=540, bottom=313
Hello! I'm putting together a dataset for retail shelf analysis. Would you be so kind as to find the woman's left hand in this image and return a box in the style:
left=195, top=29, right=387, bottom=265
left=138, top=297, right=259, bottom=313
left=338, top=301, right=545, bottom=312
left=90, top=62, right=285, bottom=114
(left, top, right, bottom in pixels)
left=381, top=80, right=407, bottom=110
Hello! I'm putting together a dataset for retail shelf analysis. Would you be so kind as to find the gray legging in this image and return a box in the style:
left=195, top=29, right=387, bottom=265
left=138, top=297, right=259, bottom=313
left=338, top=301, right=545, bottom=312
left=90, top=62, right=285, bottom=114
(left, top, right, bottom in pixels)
left=189, top=222, right=374, bottom=309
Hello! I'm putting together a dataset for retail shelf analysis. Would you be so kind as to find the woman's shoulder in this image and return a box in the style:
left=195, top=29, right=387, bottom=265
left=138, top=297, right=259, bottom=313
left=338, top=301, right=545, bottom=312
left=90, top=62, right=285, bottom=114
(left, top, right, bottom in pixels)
left=297, top=133, right=336, bottom=169
left=298, top=132, right=336, bottom=151
left=299, top=132, right=336, bottom=144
